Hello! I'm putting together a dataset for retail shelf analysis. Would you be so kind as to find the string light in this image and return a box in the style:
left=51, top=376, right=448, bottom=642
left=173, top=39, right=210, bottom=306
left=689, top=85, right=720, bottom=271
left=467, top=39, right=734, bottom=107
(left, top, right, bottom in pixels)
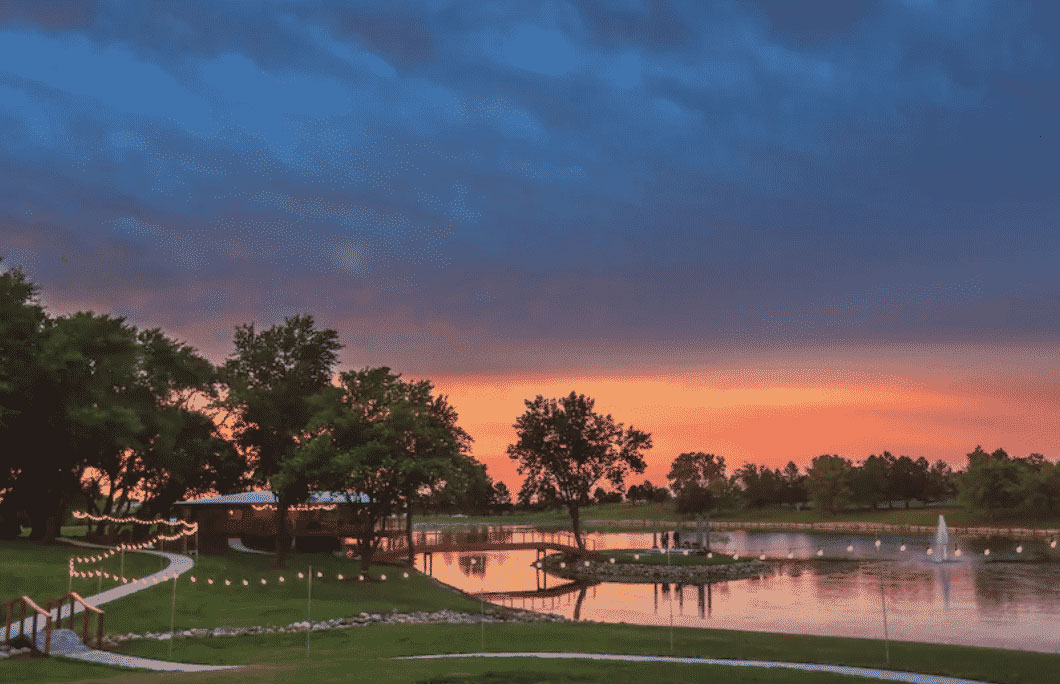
left=1016, top=545, right=1023, bottom=553
left=900, top=544, right=907, bottom=552
left=402, top=572, right=409, bottom=579
left=984, top=549, right=990, bottom=556
left=380, top=574, right=387, bottom=580
left=337, top=574, right=344, bottom=581
left=816, top=549, right=824, bottom=557
left=250, top=503, right=337, bottom=512
left=847, top=545, right=854, bottom=552
left=954, top=549, right=962, bottom=557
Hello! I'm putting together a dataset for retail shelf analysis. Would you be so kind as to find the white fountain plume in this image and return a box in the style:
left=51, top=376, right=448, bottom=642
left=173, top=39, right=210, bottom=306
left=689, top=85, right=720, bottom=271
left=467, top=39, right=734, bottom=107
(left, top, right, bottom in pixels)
left=934, top=515, right=949, bottom=563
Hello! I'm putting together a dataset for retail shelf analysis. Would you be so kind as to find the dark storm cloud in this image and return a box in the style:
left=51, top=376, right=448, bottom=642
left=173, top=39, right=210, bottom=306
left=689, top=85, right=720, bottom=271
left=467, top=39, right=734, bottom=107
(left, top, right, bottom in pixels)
left=0, top=0, right=1057, bottom=370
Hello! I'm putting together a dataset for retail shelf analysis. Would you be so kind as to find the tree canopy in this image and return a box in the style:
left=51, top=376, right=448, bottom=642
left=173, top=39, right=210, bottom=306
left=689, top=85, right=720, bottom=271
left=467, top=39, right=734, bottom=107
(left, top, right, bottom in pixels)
left=508, top=391, right=651, bottom=549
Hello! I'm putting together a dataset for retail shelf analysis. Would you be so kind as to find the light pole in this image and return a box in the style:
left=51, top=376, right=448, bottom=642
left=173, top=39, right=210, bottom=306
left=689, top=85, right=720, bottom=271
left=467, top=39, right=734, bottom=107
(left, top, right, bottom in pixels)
left=169, top=574, right=177, bottom=659
left=876, top=539, right=890, bottom=666
left=470, top=557, right=484, bottom=651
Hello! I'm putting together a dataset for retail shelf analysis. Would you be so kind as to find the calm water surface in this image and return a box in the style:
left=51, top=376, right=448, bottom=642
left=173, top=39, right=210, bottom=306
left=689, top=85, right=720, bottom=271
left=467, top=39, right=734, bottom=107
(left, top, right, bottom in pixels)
left=415, top=526, right=1060, bottom=653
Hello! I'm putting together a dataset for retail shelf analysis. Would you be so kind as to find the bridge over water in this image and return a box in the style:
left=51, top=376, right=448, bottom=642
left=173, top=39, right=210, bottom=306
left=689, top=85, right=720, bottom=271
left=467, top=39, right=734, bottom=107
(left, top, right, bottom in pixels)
left=372, top=529, right=599, bottom=563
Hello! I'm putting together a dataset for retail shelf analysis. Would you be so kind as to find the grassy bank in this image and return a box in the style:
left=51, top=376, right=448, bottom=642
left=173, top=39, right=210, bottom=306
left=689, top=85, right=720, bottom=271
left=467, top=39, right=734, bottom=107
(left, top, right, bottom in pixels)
left=424, top=502, right=1060, bottom=531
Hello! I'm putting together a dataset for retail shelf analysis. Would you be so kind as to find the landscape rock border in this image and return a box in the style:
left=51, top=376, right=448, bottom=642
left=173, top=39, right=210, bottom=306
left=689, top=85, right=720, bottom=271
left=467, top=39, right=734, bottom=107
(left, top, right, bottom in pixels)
left=102, top=609, right=567, bottom=646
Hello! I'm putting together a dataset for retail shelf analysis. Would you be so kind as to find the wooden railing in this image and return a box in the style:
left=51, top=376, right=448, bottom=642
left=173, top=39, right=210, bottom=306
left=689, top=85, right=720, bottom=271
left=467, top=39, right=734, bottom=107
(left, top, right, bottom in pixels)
left=48, top=592, right=104, bottom=649
left=4, top=595, right=53, bottom=654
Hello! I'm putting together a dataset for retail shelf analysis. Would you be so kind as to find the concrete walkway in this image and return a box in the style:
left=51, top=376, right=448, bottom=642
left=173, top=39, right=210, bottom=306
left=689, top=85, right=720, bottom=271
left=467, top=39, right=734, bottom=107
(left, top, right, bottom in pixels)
left=228, top=537, right=272, bottom=554
left=3, top=538, right=239, bottom=672
left=397, top=653, right=997, bottom=684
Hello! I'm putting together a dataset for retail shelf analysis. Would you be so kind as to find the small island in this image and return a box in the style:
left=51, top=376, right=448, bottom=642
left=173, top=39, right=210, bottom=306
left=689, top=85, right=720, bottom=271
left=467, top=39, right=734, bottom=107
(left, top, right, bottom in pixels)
left=541, top=549, right=767, bottom=583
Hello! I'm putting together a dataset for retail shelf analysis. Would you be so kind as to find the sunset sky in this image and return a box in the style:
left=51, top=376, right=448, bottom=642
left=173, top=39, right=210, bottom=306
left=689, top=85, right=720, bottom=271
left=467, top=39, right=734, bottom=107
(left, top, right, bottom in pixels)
left=2, top=1, right=1058, bottom=487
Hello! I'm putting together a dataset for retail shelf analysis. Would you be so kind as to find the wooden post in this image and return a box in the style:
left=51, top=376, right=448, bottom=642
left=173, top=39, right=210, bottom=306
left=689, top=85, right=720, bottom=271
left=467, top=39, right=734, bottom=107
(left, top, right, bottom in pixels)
left=169, top=575, right=177, bottom=658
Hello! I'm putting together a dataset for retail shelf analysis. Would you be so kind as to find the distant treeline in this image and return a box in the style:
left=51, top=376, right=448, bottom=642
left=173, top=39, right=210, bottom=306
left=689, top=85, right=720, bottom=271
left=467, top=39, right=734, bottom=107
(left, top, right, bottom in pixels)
left=576, top=447, right=1059, bottom=519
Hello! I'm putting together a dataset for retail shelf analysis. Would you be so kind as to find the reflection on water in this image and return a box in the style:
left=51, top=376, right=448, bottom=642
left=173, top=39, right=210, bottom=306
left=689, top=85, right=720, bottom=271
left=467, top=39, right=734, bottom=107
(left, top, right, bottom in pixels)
left=418, top=527, right=1060, bottom=653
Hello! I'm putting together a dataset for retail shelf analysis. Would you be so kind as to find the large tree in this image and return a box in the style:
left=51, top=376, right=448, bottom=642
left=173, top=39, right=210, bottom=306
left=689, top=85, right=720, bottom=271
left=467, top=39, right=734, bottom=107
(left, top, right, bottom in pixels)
left=507, top=392, right=651, bottom=550
left=305, top=367, right=471, bottom=570
left=0, top=260, right=47, bottom=538
left=805, top=454, right=854, bottom=515
left=81, top=328, right=247, bottom=533
left=220, top=315, right=342, bottom=567
left=667, top=451, right=730, bottom=516
left=14, top=313, right=144, bottom=541
left=958, top=446, right=1024, bottom=518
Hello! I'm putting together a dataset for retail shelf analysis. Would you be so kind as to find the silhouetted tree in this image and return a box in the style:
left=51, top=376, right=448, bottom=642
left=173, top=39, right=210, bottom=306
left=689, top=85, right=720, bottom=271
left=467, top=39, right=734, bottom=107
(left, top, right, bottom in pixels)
left=220, top=315, right=342, bottom=567
left=508, top=392, right=651, bottom=550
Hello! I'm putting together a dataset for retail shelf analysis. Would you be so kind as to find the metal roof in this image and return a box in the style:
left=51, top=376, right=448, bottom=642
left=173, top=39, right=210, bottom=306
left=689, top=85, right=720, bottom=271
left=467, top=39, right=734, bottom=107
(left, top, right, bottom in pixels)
left=175, top=490, right=369, bottom=506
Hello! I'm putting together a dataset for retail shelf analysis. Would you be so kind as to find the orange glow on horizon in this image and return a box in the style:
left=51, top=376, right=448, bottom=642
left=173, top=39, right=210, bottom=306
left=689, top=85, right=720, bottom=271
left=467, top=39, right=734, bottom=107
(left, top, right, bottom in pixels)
left=427, top=369, right=1060, bottom=489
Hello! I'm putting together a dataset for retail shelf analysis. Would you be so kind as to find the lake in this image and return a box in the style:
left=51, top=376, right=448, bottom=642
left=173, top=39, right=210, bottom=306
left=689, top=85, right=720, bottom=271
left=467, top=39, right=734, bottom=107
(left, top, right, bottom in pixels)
left=414, top=526, right=1060, bottom=653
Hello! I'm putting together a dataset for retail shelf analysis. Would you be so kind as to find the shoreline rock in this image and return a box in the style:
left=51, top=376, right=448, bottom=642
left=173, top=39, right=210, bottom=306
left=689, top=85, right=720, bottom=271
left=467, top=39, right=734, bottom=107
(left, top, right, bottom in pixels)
left=542, top=556, right=768, bottom=583
left=102, top=609, right=567, bottom=646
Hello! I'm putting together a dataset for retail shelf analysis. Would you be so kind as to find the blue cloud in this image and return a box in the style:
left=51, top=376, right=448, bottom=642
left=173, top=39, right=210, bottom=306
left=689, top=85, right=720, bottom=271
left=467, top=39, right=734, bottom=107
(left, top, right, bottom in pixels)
left=0, top=0, right=1056, bottom=372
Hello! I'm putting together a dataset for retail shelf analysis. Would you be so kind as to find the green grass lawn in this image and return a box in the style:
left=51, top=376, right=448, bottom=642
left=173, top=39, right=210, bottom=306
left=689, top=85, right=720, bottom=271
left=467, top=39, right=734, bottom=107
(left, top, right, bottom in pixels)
left=6, top=538, right=1060, bottom=684
left=10, top=620, right=1060, bottom=684
left=0, top=540, right=166, bottom=607
left=425, top=503, right=1060, bottom=531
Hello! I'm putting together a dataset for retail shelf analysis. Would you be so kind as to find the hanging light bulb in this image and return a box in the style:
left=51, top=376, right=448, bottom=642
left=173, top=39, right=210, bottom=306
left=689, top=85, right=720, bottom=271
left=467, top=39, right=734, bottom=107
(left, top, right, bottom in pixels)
left=984, top=549, right=991, bottom=556
left=380, top=574, right=387, bottom=580
left=402, top=572, right=409, bottom=578
left=816, top=549, right=824, bottom=557
left=900, top=544, right=907, bottom=552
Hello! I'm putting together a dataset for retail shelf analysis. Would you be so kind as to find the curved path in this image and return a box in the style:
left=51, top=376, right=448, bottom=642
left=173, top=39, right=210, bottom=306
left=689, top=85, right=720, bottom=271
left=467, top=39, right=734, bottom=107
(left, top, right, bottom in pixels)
left=228, top=537, right=272, bottom=554
left=397, top=653, right=996, bottom=684
left=3, top=539, right=238, bottom=672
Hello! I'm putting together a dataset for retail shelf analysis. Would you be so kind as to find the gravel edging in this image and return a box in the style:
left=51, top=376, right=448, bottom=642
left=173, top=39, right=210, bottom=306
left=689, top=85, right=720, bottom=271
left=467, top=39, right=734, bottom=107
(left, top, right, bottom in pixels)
left=102, top=609, right=568, bottom=646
